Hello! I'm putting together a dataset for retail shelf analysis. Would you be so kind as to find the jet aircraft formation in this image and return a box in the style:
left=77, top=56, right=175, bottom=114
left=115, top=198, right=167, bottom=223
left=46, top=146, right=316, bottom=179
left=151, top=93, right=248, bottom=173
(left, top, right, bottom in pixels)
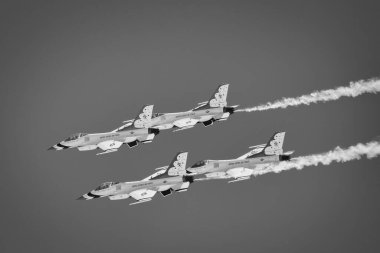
left=49, top=84, right=294, bottom=205
left=49, top=84, right=237, bottom=155
left=76, top=132, right=292, bottom=205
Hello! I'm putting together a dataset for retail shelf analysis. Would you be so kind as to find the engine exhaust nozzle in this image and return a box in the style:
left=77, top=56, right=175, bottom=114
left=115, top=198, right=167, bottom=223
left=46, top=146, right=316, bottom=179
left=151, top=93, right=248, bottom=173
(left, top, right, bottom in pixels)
left=183, top=175, right=194, bottom=183
left=279, top=155, right=291, bottom=161
left=223, top=107, right=235, bottom=114
left=148, top=128, right=160, bottom=135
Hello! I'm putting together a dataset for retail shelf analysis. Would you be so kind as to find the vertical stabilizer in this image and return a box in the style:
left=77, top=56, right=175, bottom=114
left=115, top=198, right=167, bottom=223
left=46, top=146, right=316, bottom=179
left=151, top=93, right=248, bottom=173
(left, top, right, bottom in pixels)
left=247, top=132, right=286, bottom=158
left=263, top=132, right=285, bottom=155
left=145, top=152, right=188, bottom=181
left=133, top=105, right=154, bottom=128
left=167, top=152, right=188, bottom=176
left=208, top=84, right=229, bottom=108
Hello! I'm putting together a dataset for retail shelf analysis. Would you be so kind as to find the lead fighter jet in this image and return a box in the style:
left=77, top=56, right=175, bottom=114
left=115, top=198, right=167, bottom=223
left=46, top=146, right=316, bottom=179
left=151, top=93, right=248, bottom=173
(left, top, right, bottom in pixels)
left=137, top=84, right=238, bottom=132
left=48, top=105, right=160, bottom=155
left=187, top=132, right=294, bottom=182
left=77, top=152, right=194, bottom=205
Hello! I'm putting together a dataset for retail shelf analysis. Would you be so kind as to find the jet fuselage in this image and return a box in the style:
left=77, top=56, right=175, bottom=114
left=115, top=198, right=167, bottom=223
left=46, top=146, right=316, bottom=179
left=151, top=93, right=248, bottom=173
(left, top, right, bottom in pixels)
left=188, top=155, right=289, bottom=178
left=149, top=107, right=233, bottom=129
left=52, top=127, right=158, bottom=151
left=81, top=175, right=188, bottom=200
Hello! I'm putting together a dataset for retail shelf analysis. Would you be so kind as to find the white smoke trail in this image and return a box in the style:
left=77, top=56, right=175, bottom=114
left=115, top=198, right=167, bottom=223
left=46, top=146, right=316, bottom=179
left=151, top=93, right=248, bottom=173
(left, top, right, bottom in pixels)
left=236, top=78, right=380, bottom=112
left=253, top=141, right=380, bottom=176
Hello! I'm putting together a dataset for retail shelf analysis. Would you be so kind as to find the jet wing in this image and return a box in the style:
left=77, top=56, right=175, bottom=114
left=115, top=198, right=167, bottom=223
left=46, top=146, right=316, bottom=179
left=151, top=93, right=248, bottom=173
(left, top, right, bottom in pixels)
left=129, top=189, right=157, bottom=205
left=192, top=101, right=208, bottom=110
left=236, top=144, right=266, bottom=159
left=173, top=118, right=199, bottom=129
left=141, top=169, right=166, bottom=181
left=96, top=140, right=124, bottom=155
left=112, top=122, right=133, bottom=132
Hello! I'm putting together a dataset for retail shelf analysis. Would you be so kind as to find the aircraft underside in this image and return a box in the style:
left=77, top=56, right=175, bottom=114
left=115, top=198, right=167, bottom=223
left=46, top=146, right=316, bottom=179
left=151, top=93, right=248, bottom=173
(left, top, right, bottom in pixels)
left=154, top=113, right=231, bottom=131
left=198, top=167, right=256, bottom=183
left=76, top=133, right=157, bottom=155
left=105, top=181, right=191, bottom=205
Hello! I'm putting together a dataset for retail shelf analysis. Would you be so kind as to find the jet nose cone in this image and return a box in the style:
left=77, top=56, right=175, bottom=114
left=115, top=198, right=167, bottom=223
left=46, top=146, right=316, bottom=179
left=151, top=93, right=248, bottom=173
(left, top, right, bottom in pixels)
left=76, top=195, right=87, bottom=200
left=47, top=143, right=69, bottom=151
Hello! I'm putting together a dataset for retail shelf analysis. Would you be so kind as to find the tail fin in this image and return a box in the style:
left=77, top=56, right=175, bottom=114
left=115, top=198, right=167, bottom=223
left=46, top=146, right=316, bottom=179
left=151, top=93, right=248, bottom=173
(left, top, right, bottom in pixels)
left=133, top=105, right=154, bottom=128
left=166, top=152, right=188, bottom=176
left=144, top=152, right=188, bottom=181
left=247, top=132, right=286, bottom=158
left=208, top=84, right=229, bottom=108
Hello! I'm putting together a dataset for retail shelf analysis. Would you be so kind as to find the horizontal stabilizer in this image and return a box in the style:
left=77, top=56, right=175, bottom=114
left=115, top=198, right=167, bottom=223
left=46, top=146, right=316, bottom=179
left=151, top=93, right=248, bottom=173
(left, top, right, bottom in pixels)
left=283, top=150, right=295, bottom=155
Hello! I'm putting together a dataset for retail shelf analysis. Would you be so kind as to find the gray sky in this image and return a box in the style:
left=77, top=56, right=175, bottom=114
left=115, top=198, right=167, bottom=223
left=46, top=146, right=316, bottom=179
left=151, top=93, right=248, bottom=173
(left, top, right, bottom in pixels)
left=1, top=1, right=379, bottom=252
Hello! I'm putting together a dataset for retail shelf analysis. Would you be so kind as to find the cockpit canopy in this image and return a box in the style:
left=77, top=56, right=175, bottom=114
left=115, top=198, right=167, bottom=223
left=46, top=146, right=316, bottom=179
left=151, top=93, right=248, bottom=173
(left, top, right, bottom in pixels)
left=190, top=160, right=208, bottom=168
left=95, top=182, right=119, bottom=191
left=64, top=133, right=88, bottom=141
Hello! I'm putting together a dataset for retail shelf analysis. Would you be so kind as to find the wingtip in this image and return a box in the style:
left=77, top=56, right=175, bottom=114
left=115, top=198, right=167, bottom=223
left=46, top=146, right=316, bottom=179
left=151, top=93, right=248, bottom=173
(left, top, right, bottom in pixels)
left=76, top=196, right=87, bottom=200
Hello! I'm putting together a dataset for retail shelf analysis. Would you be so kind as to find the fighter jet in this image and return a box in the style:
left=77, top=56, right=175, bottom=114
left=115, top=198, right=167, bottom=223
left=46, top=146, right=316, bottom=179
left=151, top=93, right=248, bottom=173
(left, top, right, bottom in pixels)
left=77, top=152, right=194, bottom=205
left=126, top=84, right=238, bottom=132
left=187, top=132, right=294, bottom=183
left=48, top=105, right=160, bottom=155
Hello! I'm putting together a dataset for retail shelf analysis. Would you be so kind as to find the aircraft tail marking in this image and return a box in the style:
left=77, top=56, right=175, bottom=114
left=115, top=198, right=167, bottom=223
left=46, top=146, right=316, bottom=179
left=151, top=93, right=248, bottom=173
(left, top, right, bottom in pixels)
left=247, top=132, right=286, bottom=158
left=208, top=84, right=229, bottom=108
left=167, top=151, right=188, bottom=176
left=133, top=104, right=154, bottom=128
left=144, top=152, right=188, bottom=180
